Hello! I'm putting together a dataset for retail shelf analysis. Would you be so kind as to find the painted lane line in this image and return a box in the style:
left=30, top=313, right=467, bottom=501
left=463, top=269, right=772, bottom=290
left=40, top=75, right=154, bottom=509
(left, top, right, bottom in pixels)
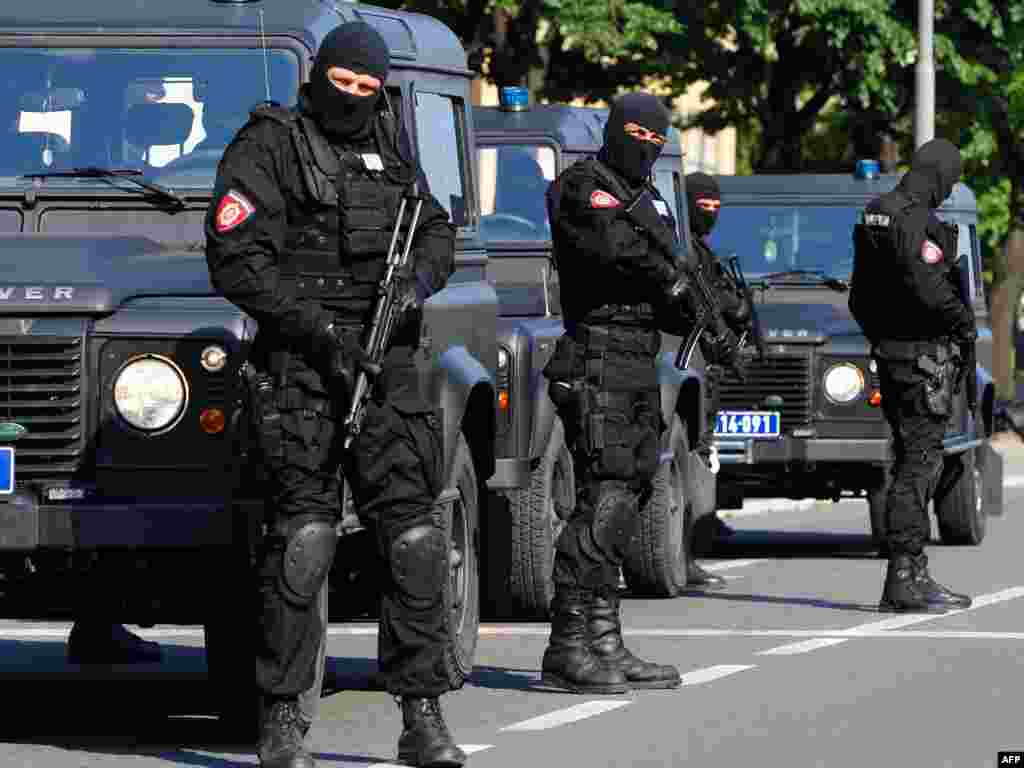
left=1004, top=474, right=1024, bottom=488
left=499, top=700, right=631, bottom=732
left=369, top=746, right=492, bottom=767
left=756, top=638, right=849, bottom=656
left=842, top=586, right=1024, bottom=635
left=679, top=664, right=755, bottom=685
left=701, top=559, right=765, bottom=572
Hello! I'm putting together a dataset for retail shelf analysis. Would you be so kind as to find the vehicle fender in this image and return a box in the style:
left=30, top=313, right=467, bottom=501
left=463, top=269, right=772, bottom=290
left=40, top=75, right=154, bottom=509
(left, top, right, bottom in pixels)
left=527, top=377, right=558, bottom=461
left=977, top=363, right=995, bottom=437
left=437, top=345, right=496, bottom=487
left=658, top=351, right=704, bottom=450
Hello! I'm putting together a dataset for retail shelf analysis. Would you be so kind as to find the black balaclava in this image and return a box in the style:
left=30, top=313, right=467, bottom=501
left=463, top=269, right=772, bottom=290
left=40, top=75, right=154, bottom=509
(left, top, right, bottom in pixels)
left=898, top=137, right=962, bottom=209
left=307, top=22, right=390, bottom=140
left=686, top=172, right=721, bottom=237
left=597, top=92, right=671, bottom=184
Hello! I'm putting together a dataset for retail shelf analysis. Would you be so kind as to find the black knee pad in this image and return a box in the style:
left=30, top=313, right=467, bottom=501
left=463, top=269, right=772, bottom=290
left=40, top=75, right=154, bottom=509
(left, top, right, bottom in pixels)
left=278, top=520, right=338, bottom=606
left=389, top=524, right=447, bottom=602
left=588, top=480, right=637, bottom=560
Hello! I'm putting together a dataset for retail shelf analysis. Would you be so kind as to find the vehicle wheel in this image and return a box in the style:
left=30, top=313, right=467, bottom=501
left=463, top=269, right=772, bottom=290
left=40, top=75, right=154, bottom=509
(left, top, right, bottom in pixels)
left=622, top=415, right=688, bottom=597
left=935, top=449, right=986, bottom=545
left=976, top=439, right=1004, bottom=517
left=442, top=433, right=481, bottom=688
left=503, top=416, right=575, bottom=619
left=867, top=466, right=891, bottom=555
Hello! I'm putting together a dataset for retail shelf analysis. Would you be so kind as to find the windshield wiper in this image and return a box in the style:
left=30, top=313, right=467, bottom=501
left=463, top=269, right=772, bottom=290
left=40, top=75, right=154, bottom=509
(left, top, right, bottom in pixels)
left=24, top=167, right=187, bottom=209
left=755, top=268, right=849, bottom=292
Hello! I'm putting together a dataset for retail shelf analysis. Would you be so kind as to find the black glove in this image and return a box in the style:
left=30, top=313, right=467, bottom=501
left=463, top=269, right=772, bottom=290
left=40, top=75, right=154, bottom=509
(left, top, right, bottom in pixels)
left=313, top=321, right=381, bottom=388
left=705, top=328, right=745, bottom=381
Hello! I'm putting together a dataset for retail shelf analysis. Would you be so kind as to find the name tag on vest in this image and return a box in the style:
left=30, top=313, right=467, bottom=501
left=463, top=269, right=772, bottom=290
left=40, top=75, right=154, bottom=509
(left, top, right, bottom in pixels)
left=862, top=213, right=891, bottom=227
left=361, top=153, right=384, bottom=172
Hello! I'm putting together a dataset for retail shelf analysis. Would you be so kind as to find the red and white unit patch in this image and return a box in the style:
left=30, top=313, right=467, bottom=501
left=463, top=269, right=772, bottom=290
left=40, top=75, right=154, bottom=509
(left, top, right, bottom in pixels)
left=214, top=189, right=256, bottom=233
left=920, top=239, right=943, bottom=264
left=590, top=189, right=621, bottom=209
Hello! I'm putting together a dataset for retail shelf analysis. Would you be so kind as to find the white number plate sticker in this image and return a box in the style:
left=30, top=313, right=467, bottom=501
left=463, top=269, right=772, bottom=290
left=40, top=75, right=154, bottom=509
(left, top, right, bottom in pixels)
left=714, top=411, right=780, bottom=438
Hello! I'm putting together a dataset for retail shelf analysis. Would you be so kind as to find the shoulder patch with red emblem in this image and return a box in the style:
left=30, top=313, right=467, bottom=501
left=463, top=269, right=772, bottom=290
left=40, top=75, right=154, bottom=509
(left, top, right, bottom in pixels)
left=214, top=189, right=256, bottom=234
left=920, top=239, right=943, bottom=264
left=590, top=189, right=621, bottom=209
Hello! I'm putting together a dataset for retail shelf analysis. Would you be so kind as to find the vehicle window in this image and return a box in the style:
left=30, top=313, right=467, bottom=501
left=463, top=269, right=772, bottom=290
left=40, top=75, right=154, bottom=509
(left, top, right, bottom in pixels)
left=708, top=205, right=860, bottom=277
left=956, top=221, right=974, bottom=299
left=653, top=167, right=680, bottom=239
left=0, top=47, right=300, bottom=187
left=477, top=143, right=555, bottom=242
left=413, top=91, right=468, bottom=227
left=969, top=224, right=983, bottom=301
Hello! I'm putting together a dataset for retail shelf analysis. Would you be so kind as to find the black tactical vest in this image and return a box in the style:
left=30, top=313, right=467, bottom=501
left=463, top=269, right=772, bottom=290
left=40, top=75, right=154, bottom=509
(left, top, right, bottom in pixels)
left=251, top=104, right=415, bottom=324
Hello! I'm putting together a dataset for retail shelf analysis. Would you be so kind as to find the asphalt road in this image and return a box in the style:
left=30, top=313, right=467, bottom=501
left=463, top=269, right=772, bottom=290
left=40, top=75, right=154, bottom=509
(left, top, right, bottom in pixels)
left=3, top=438, right=1024, bottom=768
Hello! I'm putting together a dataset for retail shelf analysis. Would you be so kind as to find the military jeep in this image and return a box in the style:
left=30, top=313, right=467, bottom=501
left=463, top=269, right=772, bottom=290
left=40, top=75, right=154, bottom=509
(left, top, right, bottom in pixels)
left=708, top=165, right=1001, bottom=550
left=0, top=0, right=497, bottom=727
left=473, top=90, right=710, bottom=617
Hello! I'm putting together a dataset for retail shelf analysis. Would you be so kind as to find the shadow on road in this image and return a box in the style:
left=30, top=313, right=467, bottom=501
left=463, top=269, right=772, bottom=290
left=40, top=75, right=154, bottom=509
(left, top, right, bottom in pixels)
left=0, top=639, right=397, bottom=765
left=701, top=529, right=888, bottom=560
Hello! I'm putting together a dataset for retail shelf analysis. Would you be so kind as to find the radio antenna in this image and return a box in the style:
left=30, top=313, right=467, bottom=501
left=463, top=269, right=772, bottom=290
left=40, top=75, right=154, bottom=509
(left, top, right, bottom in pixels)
left=258, top=8, right=271, bottom=104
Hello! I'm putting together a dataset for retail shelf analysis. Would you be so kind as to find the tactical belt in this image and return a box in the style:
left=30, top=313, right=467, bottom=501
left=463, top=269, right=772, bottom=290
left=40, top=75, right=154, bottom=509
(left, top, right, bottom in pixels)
left=874, top=337, right=953, bottom=361
left=580, top=302, right=655, bottom=327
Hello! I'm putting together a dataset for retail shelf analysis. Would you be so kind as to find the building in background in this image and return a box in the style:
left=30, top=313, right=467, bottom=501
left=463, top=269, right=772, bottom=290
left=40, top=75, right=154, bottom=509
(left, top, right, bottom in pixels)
left=471, top=78, right=736, bottom=176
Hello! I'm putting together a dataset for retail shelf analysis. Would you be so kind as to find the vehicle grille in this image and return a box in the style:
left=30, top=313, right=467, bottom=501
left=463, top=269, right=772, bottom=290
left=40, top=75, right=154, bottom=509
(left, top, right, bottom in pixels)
left=0, top=336, right=85, bottom=476
left=718, top=349, right=812, bottom=429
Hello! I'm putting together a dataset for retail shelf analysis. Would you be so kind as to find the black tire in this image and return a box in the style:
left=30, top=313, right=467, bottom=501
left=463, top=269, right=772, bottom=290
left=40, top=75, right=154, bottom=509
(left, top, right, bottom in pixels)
left=935, top=449, right=986, bottom=545
left=442, top=433, right=481, bottom=688
left=622, top=415, right=688, bottom=597
left=867, top=466, right=891, bottom=555
left=504, top=416, right=575, bottom=619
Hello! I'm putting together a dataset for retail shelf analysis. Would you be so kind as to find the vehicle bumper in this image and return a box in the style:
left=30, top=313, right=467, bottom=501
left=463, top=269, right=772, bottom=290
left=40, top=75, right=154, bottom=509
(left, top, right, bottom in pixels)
left=0, top=492, right=262, bottom=551
left=715, top=436, right=893, bottom=465
left=486, top=457, right=531, bottom=490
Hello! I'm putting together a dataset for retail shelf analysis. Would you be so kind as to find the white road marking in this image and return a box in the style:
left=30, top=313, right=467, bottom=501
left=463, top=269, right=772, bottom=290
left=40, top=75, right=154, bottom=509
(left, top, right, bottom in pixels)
left=756, top=638, right=849, bottom=656
left=841, top=585, right=1024, bottom=635
left=500, top=700, right=631, bottom=732
left=701, top=559, right=764, bottom=572
left=369, top=747, right=492, bottom=767
left=1004, top=474, right=1024, bottom=488
left=679, top=664, right=755, bottom=685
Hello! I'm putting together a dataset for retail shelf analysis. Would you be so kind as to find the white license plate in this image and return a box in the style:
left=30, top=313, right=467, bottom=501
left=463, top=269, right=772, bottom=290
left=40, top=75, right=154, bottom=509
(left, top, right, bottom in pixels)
left=0, top=447, right=12, bottom=494
left=714, top=411, right=780, bottom=438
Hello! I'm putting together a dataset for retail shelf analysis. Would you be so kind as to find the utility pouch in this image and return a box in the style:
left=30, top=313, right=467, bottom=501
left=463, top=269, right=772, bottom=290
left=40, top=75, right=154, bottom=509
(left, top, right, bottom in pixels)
left=916, top=349, right=953, bottom=417
left=242, top=361, right=284, bottom=470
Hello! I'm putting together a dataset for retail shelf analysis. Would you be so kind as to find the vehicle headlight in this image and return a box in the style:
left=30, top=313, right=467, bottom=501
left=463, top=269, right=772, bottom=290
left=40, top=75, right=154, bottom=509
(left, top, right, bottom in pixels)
left=497, top=347, right=509, bottom=370
left=823, top=363, right=865, bottom=404
left=113, top=355, right=189, bottom=432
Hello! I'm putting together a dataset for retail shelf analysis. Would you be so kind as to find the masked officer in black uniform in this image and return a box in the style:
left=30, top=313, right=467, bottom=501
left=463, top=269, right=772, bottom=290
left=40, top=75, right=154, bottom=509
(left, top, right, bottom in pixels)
left=205, top=23, right=465, bottom=768
left=850, top=138, right=974, bottom=613
left=684, top=172, right=753, bottom=589
left=541, top=92, right=743, bottom=694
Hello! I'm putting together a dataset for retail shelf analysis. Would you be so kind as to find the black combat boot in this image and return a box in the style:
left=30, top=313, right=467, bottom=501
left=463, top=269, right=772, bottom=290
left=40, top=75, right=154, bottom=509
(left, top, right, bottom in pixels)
left=258, top=698, right=316, bottom=768
left=541, top=587, right=629, bottom=694
left=686, top=559, right=727, bottom=589
left=396, top=697, right=466, bottom=767
left=67, top=621, right=163, bottom=664
left=586, top=592, right=681, bottom=689
left=879, top=554, right=954, bottom=613
left=911, top=553, right=972, bottom=609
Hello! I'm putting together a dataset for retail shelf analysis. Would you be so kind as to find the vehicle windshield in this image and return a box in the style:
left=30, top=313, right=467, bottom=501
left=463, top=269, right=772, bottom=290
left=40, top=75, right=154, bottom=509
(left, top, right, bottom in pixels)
left=477, top=143, right=555, bottom=242
left=707, top=205, right=861, bottom=280
left=0, top=47, right=300, bottom=187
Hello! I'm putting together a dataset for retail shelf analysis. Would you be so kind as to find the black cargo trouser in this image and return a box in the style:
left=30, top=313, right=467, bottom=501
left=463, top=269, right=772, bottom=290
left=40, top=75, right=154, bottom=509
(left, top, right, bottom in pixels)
left=877, top=356, right=949, bottom=556
left=545, top=324, right=663, bottom=593
left=254, top=345, right=449, bottom=699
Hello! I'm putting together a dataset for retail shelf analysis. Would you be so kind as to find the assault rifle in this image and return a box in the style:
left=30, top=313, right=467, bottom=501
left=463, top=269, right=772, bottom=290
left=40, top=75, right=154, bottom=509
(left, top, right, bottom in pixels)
left=342, top=183, right=424, bottom=450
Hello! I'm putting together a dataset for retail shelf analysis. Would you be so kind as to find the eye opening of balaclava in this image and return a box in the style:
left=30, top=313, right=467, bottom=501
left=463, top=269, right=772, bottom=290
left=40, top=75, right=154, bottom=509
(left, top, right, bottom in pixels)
left=598, top=92, right=671, bottom=185
left=686, top=172, right=721, bottom=237
left=901, top=137, right=962, bottom=208
left=307, top=21, right=390, bottom=140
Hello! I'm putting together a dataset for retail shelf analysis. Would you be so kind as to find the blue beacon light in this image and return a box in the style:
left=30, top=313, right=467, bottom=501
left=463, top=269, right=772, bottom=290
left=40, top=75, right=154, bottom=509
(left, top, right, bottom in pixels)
left=499, top=87, right=530, bottom=112
left=855, top=159, right=881, bottom=180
